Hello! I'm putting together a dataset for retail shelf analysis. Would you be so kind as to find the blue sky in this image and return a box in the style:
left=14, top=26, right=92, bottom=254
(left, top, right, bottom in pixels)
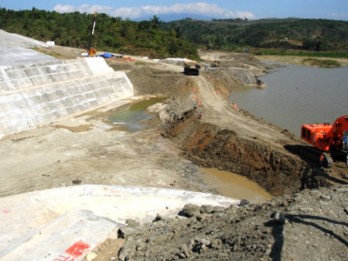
left=1, top=1, right=348, bottom=21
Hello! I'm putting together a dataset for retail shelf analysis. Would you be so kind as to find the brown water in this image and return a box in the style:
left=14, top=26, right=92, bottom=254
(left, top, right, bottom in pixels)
left=200, top=168, right=272, bottom=203
left=230, top=64, right=348, bottom=137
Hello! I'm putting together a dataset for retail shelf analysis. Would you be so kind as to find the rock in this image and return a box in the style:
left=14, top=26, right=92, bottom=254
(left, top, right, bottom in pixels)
left=86, top=252, right=97, bottom=261
left=126, top=219, right=140, bottom=227
left=309, top=190, right=322, bottom=197
left=200, top=205, right=215, bottom=214
left=239, top=199, right=250, bottom=206
left=299, top=207, right=314, bottom=213
left=334, top=187, right=348, bottom=193
left=196, top=213, right=207, bottom=222
left=271, top=211, right=286, bottom=224
left=178, top=245, right=191, bottom=258
left=72, top=179, right=81, bottom=184
left=153, top=214, right=163, bottom=222
left=319, top=195, right=331, bottom=201
left=212, top=206, right=226, bottom=213
left=211, top=238, right=222, bottom=249
left=199, top=237, right=211, bottom=246
left=178, top=204, right=201, bottom=218
left=118, top=226, right=142, bottom=239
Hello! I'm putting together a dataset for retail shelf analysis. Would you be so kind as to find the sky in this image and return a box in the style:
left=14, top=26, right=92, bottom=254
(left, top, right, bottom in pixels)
left=1, top=0, right=348, bottom=21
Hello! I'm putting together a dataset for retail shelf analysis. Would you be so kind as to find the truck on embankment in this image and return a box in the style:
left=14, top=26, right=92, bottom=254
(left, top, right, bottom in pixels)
left=183, top=59, right=201, bottom=76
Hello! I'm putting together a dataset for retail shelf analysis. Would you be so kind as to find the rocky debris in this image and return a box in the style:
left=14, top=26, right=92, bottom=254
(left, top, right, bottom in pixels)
left=118, top=185, right=348, bottom=261
left=226, top=67, right=264, bottom=87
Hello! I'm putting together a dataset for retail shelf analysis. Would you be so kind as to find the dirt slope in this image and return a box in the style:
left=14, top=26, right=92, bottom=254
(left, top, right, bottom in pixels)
left=117, top=185, right=348, bottom=261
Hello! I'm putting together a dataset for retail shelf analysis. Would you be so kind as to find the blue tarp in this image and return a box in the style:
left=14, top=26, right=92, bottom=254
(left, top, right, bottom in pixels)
left=100, top=52, right=113, bottom=58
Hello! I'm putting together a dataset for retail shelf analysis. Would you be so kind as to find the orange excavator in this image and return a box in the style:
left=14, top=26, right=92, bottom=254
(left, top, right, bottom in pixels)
left=301, top=115, right=348, bottom=168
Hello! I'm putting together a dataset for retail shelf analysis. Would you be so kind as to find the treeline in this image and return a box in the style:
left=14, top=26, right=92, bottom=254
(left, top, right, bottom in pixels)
left=163, top=18, right=348, bottom=52
left=0, top=8, right=199, bottom=59
left=1, top=8, right=348, bottom=58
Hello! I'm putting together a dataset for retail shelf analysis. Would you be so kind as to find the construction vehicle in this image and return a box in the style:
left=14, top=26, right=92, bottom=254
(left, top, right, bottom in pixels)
left=301, top=115, right=348, bottom=168
left=183, top=60, right=201, bottom=76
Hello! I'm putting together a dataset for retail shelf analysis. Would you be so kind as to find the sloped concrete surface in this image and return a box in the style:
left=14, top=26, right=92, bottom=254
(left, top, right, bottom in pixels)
left=0, top=29, right=46, bottom=49
left=0, top=57, right=133, bottom=138
left=0, top=29, right=56, bottom=66
left=0, top=185, right=239, bottom=260
left=1, top=210, right=119, bottom=261
left=0, top=47, right=58, bottom=67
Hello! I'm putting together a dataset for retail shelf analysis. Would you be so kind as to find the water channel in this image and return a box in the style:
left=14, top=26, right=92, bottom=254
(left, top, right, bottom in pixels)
left=229, top=64, right=348, bottom=137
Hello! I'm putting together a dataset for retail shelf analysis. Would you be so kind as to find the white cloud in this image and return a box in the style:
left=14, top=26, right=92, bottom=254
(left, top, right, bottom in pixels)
left=54, top=2, right=255, bottom=19
left=329, top=12, right=348, bottom=20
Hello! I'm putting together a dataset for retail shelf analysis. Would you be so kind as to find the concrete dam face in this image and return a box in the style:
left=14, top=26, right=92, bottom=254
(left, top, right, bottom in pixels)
left=0, top=57, right=134, bottom=138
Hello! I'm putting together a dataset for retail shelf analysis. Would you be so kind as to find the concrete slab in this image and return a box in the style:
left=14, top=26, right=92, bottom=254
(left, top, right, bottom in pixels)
left=1, top=210, right=119, bottom=261
left=0, top=185, right=239, bottom=260
left=0, top=29, right=46, bottom=48
left=0, top=47, right=58, bottom=67
left=0, top=29, right=57, bottom=66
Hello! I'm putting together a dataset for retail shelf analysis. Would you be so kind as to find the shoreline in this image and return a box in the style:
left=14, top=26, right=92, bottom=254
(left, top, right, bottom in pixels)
left=257, top=54, right=348, bottom=67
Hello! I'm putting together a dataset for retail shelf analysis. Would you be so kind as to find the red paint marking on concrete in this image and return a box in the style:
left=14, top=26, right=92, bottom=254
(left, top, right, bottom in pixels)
left=2, top=209, right=10, bottom=214
left=65, top=241, right=90, bottom=258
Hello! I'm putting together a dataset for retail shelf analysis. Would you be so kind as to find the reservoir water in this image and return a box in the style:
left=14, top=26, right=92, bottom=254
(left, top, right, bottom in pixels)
left=229, top=64, right=348, bottom=137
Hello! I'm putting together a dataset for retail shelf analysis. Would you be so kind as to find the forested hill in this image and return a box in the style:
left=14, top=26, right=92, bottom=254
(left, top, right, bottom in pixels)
left=0, top=8, right=198, bottom=59
left=163, top=18, right=348, bottom=52
left=1, top=7, right=348, bottom=58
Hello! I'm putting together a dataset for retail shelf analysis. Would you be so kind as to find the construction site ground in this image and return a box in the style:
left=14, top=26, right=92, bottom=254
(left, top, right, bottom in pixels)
left=1, top=46, right=348, bottom=260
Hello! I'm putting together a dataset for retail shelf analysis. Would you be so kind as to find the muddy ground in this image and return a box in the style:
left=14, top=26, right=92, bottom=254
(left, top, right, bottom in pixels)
left=1, top=47, right=348, bottom=260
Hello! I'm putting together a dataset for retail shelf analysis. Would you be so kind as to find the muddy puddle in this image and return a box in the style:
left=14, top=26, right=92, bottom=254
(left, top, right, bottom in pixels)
left=200, top=168, right=272, bottom=203
left=109, top=97, right=164, bottom=131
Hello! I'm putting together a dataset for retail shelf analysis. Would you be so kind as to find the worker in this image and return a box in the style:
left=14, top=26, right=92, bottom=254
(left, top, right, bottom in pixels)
left=343, top=132, right=348, bottom=167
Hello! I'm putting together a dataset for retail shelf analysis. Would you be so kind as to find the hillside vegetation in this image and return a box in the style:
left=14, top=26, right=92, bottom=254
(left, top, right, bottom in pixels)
left=0, top=8, right=198, bottom=59
left=164, top=18, right=348, bottom=57
left=1, top=8, right=348, bottom=58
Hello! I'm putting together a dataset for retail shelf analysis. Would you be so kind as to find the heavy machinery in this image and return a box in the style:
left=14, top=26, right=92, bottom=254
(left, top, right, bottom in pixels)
left=183, top=60, right=201, bottom=76
left=301, top=115, right=348, bottom=168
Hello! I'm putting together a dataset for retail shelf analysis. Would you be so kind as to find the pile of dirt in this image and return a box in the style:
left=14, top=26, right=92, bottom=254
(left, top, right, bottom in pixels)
left=116, top=185, right=348, bottom=261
